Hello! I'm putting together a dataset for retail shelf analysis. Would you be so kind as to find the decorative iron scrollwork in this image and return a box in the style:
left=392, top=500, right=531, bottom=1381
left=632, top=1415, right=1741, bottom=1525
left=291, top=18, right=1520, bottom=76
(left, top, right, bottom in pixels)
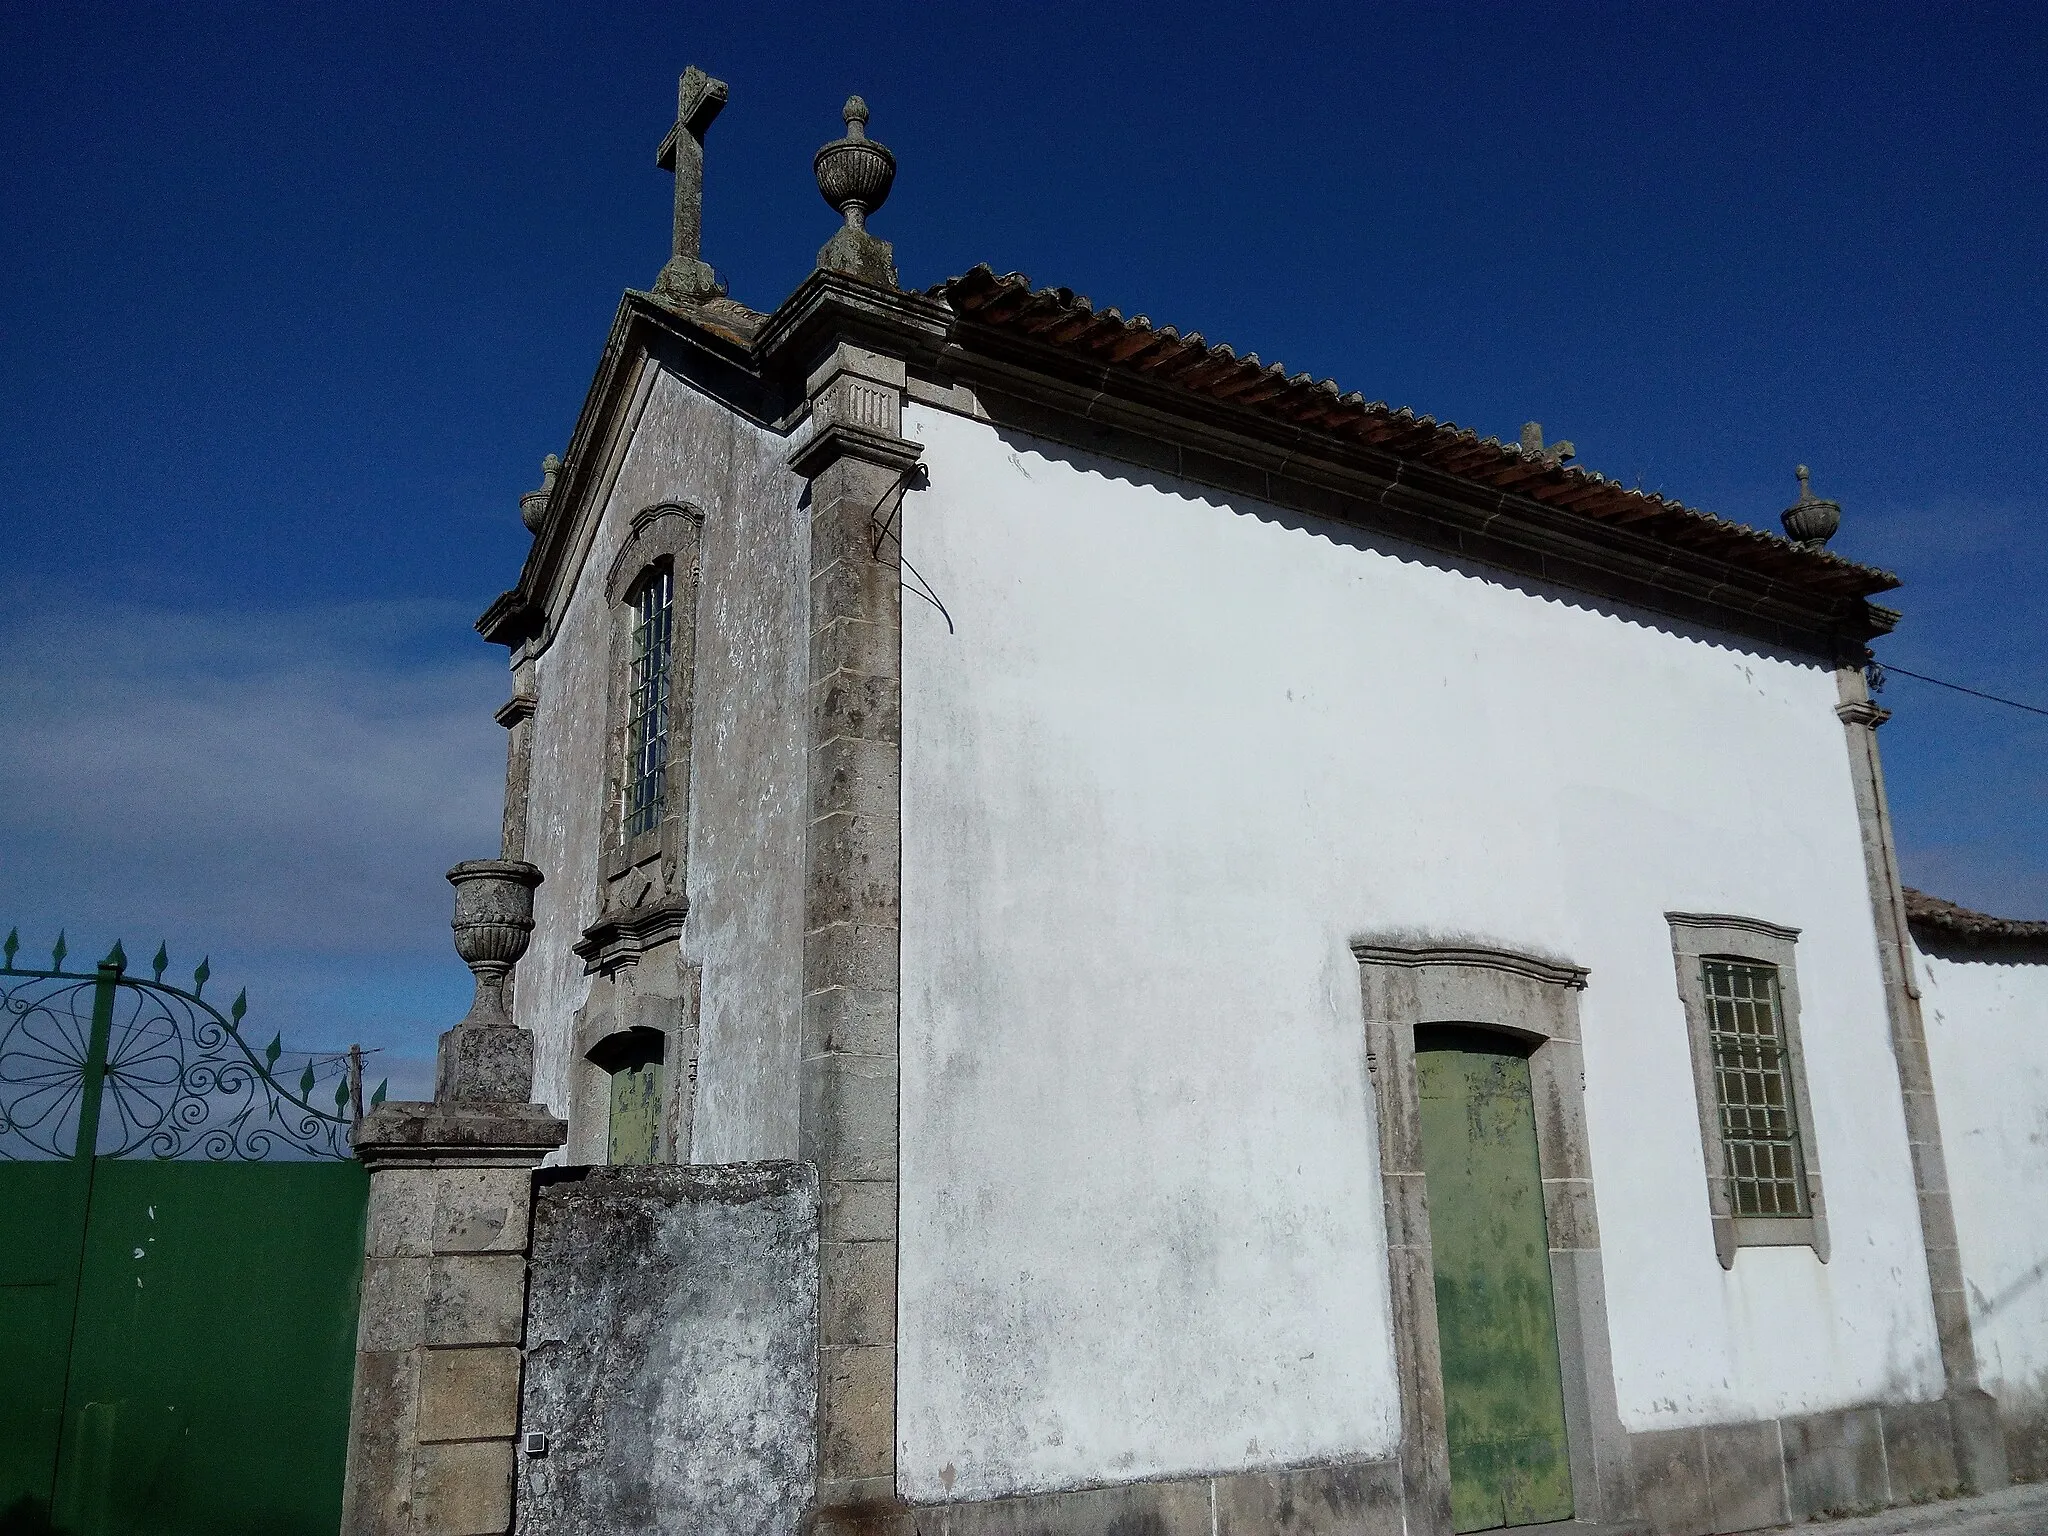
left=0, top=930, right=384, bottom=1162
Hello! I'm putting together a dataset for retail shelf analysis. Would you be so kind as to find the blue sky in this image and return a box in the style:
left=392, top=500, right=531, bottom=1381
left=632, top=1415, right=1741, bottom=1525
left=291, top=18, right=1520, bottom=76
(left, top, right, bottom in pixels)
left=3, top=2, right=2042, bottom=1088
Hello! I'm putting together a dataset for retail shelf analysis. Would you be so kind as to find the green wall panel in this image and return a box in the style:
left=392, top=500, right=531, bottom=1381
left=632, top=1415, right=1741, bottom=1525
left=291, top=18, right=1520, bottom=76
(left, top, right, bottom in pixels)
left=0, top=1162, right=93, bottom=1516
left=9, top=1159, right=367, bottom=1536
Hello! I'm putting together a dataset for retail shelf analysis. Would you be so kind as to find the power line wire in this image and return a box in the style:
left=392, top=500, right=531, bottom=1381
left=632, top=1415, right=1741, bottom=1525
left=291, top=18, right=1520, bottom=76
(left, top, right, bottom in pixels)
left=1873, top=663, right=2048, bottom=719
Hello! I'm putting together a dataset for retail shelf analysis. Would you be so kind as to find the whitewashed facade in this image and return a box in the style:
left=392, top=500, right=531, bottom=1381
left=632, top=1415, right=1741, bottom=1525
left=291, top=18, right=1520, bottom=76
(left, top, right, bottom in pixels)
left=478, top=253, right=2042, bottom=1535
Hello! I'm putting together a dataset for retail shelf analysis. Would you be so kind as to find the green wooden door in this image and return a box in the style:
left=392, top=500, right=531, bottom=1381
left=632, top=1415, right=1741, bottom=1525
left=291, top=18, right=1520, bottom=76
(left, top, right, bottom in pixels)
left=1417, top=1028, right=1573, bottom=1532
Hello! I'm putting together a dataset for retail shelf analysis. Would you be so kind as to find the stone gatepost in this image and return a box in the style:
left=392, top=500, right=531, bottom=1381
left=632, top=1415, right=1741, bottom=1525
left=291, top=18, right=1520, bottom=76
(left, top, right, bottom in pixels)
left=341, top=859, right=567, bottom=1536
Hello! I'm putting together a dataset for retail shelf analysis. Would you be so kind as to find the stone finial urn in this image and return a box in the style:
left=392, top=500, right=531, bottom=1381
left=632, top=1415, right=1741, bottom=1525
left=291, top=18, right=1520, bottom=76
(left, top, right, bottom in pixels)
left=519, top=454, right=562, bottom=535
left=1781, top=464, right=1842, bottom=548
left=436, top=858, right=545, bottom=1102
left=814, top=96, right=899, bottom=287
left=814, top=96, right=895, bottom=227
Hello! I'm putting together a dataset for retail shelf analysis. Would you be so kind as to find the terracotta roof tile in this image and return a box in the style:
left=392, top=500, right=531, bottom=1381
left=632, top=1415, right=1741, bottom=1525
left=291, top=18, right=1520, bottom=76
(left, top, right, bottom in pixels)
left=934, top=266, right=1899, bottom=603
left=1904, top=888, right=2048, bottom=950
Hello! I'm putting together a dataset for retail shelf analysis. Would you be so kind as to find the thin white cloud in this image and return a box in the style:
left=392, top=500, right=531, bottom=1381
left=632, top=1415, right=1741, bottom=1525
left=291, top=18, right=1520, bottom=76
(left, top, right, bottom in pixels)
left=0, top=594, right=507, bottom=1060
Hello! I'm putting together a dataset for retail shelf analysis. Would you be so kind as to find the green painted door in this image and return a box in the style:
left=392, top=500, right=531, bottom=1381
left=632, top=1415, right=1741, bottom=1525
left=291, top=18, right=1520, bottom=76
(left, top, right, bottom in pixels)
left=1417, top=1028, right=1573, bottom=1532
left=607, top=1057, right=664, bottom=1165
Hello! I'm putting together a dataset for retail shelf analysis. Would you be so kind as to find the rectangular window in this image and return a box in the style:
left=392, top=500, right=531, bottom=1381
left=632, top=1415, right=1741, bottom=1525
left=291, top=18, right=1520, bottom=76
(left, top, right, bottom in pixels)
left=1701, top=959, right=1808, bottom=1217
left=1666, top=912, right=1828, bottom=1267
left=623, top=565, right=673, bottom=841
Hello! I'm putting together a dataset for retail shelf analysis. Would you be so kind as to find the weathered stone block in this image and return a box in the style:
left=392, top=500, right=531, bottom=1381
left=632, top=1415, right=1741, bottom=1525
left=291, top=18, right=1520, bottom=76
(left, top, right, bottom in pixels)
left=517, top=1163, right=819, bottom=1536
left=810, top=552, right=902, bottom=632
left=366, top=1168, right=441, bottom=1259
left=434, top=1167, right=535, bottom=1255
left=813, top=674, right=902, bottom=748
left=1950, top=1387, right=2011, bottom=1494
left=1214, top=1457, right=1405, bottom=1535
left=820, top=1341, right=895, bottom=1485
left=435, top=1022, right=536, bottom=1104
left=1381, top=1169, right=1429, bottom=1251
left=811, top=614, right=900, bottom=684
left=802, top=1052, right=900, bottom=1181
left=912, top=1474, right=1214, bottom=1536
left=413, top=1438, right=515, bottom=1536
left=809, top=813, right=902, bottom=927
left=1882, top=1399, right=1961, bottom=1502
left=1530, top=1041, right=1592, bottom=1180
left=1784, top=1406, right=1886, bottom=1519
left=1704, top=1419, right=1787, bottom=1531
left=356, top=1255, right=430, bottom=1352
left=426, top=1253, right=528, bottom=1346
left=417, top=1344, right=522, bottom=1442
left=1541, top=1177, right=1600, bottom=1252
left=822, top=1236, right=896, bottom=1347
left=806, top=988, right=898, bottom=1060
left=340, top=1349, right=417, bottom=1536
left=805, top=919, right=901, bottom=996
left=1631, top=1427, right=1711, bottom=1536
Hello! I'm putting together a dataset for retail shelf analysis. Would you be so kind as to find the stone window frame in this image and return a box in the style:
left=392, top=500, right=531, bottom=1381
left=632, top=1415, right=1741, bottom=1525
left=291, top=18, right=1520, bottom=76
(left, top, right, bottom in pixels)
left=575, top=503, right=706, bottom=976
left=1355, top=940, right=1636, bottom=1533
left=600, top=504, right=704, bottom=880
left=1665, top=912, right=1830, bottom=1269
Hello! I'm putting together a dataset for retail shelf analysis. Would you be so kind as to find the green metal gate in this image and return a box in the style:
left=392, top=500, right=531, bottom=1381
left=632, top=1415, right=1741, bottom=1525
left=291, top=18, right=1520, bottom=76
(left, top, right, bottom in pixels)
left=0, top=933, right=382, bottom=1536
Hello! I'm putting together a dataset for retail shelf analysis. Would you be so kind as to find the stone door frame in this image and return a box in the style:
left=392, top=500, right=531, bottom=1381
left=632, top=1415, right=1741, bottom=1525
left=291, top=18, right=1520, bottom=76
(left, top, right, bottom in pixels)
left=1354, top=940, right=1636, bottom=1534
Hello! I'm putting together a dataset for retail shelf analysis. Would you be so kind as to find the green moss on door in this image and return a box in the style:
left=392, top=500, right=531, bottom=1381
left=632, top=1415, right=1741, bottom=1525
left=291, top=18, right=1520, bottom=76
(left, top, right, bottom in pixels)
left=1417, top=1028, right=1573, bottom=1532
left=607, top=1056, right=664, bottom=1165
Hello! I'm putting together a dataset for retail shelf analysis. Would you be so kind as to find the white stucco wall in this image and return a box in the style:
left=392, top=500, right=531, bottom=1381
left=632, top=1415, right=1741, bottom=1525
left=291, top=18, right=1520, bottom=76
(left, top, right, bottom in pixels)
left=1918, top=938, right=2048, bottom=1460
left=518, top=363, right=808, bottom=1161
left=896, top=403, right=1943, bottom=1504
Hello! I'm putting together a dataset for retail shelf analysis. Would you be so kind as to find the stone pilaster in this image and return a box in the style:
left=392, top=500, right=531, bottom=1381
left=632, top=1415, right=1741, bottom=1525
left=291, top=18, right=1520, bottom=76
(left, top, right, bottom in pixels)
left=790, top=343, right=921, bottom=1531
left=1834, top=663, right=2010, bottom=1494
left=494, top=661, right=537, bottom=865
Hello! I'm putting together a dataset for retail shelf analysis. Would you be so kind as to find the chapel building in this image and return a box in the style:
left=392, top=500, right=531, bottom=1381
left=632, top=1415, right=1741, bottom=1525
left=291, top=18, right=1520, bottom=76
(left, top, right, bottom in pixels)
left=436, top=69, right=2048, bottom=1536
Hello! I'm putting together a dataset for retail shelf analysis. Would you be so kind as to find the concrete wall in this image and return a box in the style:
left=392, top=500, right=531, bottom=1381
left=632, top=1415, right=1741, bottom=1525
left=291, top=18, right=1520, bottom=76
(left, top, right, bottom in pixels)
left=1919, top=938, right=2048, bottom=1479
left=518, top=364, right=808, bottom=1162
left=516, top=1162, right=820, bottom=1535
left=894, top=403, right=1943, bottom=1506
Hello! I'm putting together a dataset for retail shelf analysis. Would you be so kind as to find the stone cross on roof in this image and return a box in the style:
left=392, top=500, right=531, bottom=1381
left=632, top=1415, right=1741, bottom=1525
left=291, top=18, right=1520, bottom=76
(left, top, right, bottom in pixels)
left=652, top=66, right=728, bottom=307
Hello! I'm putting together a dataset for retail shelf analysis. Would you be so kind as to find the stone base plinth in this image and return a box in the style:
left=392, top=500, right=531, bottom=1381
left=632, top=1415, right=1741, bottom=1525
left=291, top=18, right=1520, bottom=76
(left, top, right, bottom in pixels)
left=340, top=1100, right=565, bottom=1536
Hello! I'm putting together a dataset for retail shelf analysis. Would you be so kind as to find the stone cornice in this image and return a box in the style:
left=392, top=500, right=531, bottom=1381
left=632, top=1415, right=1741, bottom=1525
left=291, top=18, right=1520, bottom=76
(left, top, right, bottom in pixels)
left=352, top=1100, right=567, bottom=1170
left=1350, top=940, right=1590, bottom=990
left=477, top=269, right=1903, bottom=661
left=493, top=694, right=536, bottom=728
left=787, top=419, right=925, bottom=478
left=1835, top=699, right=1892, bottom=728
left=1666, top=911, right=1803, bottom=943
left=574, top=896, right=690, bottom=975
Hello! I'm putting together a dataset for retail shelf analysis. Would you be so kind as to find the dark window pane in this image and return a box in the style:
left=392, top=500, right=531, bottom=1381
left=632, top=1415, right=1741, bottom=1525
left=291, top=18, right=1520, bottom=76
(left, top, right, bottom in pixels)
left=1702, top=958, right=1807, bottom=1219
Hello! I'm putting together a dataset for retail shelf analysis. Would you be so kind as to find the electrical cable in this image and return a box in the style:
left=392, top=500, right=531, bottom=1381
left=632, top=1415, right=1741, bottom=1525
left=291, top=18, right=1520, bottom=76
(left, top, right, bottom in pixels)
left=1872, top=663, right=2048, bottom=719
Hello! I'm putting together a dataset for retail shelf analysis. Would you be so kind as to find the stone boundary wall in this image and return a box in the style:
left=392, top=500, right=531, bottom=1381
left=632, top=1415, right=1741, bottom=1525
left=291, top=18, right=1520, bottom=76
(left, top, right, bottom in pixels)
left=514, top=1161, right=819, bottom=1536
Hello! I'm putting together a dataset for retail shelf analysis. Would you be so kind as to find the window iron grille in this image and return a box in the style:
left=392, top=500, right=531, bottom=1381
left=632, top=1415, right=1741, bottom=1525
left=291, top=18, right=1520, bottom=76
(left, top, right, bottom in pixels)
left=623, top=565, right=674, bottom=841
left=1702, top=958, right=1808, bottom=1217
